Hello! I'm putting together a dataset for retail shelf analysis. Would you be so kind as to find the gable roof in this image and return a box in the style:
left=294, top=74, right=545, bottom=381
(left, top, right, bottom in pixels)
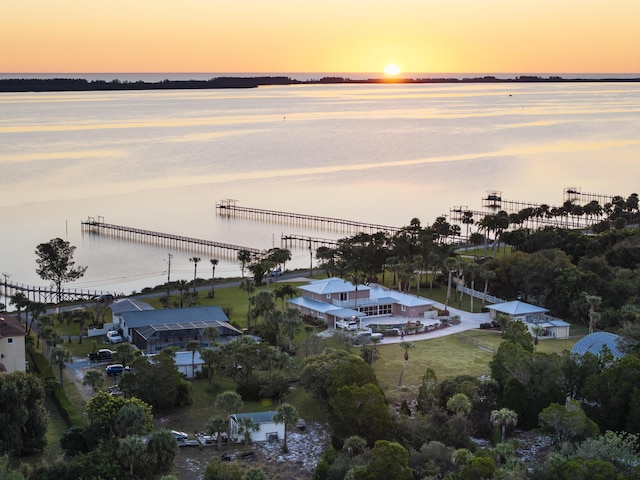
left=0, top=315, right=27, bottom=338
left=120, top=306, right=229, bottom=328
left=369, top=285, right=435, bottom=308
left=298, top=277, right=370, bottom=295
left=571, top=332, right=625, bottom=359
left=287, top=296, right=364, bottom=319
left=487, top=300, right=548, bottom=316
left=110, top=298, right=155, bottom=314
left=232, top=411, right=277, bottom=424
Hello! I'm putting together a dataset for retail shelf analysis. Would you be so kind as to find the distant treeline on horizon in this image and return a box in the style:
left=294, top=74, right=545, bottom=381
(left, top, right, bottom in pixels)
left=1, top=75, right=639, bottom=92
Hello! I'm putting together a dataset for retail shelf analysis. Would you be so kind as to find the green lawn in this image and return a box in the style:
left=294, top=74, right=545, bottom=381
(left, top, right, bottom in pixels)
left=373, top=327, right=585, bottom=404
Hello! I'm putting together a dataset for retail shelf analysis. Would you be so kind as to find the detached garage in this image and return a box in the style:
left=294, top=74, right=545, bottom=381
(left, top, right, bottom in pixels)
left=487, top=300, right=571, bottom=339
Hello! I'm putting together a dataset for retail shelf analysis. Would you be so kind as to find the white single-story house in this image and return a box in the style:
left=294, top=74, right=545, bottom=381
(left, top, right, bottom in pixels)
left=0, top=314, right=28, bottom=373
left=487, top=300, right=571, bottom=339
left=288, top=277, right=436, bottom=330
left=230, top=411, right=284, bottom=443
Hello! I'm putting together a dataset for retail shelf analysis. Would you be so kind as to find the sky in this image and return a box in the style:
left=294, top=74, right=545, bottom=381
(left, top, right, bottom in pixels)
left=2, top=0, right=639, bottom=74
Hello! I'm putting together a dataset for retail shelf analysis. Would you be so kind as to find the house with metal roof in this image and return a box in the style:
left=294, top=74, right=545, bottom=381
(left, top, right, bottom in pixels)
left=486, top=300, right=571, bottom=339
left=0, top=314, right=28, bottom=373
left=230, top=411, right=284, bottom=443
left=117, top=306, right=241, bottom=353
left=571, top=332, right=625, bottom=359
left=288, top=277, right=436, bottom=330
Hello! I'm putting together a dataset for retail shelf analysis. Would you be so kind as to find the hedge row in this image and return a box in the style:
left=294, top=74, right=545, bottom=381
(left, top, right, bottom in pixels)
left=27, top=345, right=85, bottom=427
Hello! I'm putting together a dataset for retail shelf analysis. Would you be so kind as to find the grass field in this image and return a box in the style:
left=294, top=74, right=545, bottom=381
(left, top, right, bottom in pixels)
left=373, top=326, right=587, bottom=404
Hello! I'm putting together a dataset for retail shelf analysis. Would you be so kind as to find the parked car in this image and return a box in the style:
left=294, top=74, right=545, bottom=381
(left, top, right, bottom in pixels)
left=105, top=364, right=130, bottom=376
left=106, top=330, right=123, bottom=344
left=88, top=348, right=115, bottom=362
left=269, top=268, right=283, bottom=277
left=94, top=294, right=115, bottom=304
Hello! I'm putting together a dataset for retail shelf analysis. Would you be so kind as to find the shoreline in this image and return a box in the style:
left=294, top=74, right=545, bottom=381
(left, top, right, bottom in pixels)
left=2, top=75, right=640, bottom=92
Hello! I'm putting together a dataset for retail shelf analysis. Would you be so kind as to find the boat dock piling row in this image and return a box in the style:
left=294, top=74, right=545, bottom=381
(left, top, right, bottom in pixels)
left=215, top=199, right=401, bottom=235
left=81, top=217, right=262, bottom=258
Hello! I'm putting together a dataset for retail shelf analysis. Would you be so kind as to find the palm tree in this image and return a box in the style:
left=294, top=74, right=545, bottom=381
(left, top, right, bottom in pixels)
left=215, top=391, right=243, bottom=439
left=117, top=435, right=146, bottom=478
left=209, top=258, right=219, bottom=298
left=205, top=415, right=228, bottom=449
left=447, top=393, right=472, bottom=416
left=237, top=416, right=260, bottom=446
left=532, top=325, right=545, bottom=351
left=25, top=301, right=46, bottom=336
left=50, top=346, right=72, bottom=386
left=462, top=210, right=474, bottom=241
left=465, top=263, right=481, bottom=312
left=398, top=341, right=415, bottom=386
left=189, top=257, right=201, bottom=295
left=427, top=251, right=441, bottom=290
left=349, top=272, right=365, bottom=310
left=185, top=340, right=201, bottom=377
left=9, top=293, right=29, bottom=326
left=275, top=284, right=297, bottom=309
left=251, top=290, right=276, bottom=325
left=114, top=343, right=136, bottom=367
left=60, top=310, right=75, bottom=343
left=479, top=269, right=496, bottom=305
left=237, top=250, right=253, bottom=278
left=490, top=408, right=518, bottom=443
left=273, top=403, right=299, bottom=453
left=202, top=326, right=220, bottom=348
left=280, top=309, right=303, bottom=353
left=585, top=294, right=602, bottom=334
left=200, top=348, right=219, bottom=383
left=75, top=308, right=92, bottom=344
left=83, top=369, right=105, bottom=393
left=443, top=257, right=459, bottom=313
left=239, top=278, right=255, bottom=330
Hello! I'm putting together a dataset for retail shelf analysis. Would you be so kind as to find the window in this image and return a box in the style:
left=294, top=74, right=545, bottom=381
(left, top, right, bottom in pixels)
left=401, top=305, right=406, bottom=312
left=7, top=338, right=13, bottom=344
left=340, top=292, right=348, bottom=301
left=318, top=312, right=324, bottom=319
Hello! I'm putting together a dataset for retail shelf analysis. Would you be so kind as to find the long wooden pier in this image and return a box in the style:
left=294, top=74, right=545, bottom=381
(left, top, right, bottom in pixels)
left=81, top=217, right=263, bottom=257
left=281, top=234, right=339, bottom=249
left=216, top=199, right=401, bottom=235
left=2, top=281, right=118, bottom=304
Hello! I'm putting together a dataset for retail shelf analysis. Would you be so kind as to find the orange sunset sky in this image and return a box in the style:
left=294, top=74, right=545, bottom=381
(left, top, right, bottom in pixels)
left=2, top=0, right=639, bottom=74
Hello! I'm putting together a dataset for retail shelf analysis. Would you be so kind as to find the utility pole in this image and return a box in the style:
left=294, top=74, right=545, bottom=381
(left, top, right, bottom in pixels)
left=165, top=254, right=173, bottom=283
left=308, top=239, right=313, bottom=276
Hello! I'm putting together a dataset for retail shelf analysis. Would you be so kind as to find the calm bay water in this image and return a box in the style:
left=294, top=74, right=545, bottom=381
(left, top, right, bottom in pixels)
left=1, top=81, right=639, bottom=298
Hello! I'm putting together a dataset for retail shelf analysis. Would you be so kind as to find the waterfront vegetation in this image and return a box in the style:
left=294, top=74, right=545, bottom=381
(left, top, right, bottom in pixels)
left=5, top=198, right=640, bottom=478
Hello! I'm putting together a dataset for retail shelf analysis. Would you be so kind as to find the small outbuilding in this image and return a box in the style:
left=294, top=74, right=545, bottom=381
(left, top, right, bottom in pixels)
left=487, top=300, right=571, bottom=339
left=230, top=411, right=284, bottom=443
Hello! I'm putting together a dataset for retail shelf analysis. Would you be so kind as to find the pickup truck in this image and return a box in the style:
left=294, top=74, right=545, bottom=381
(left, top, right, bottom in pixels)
left=88, top=349, right=115, bottom=362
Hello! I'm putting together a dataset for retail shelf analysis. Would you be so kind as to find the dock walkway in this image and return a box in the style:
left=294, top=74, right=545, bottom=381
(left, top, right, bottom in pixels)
left=216, top=199, right=401, bottom=234
left=81, top=217, right=262, bottom=257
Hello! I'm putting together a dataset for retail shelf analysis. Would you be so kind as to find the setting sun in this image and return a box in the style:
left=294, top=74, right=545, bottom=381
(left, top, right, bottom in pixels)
left=383, top=63, right=401, bottom=76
